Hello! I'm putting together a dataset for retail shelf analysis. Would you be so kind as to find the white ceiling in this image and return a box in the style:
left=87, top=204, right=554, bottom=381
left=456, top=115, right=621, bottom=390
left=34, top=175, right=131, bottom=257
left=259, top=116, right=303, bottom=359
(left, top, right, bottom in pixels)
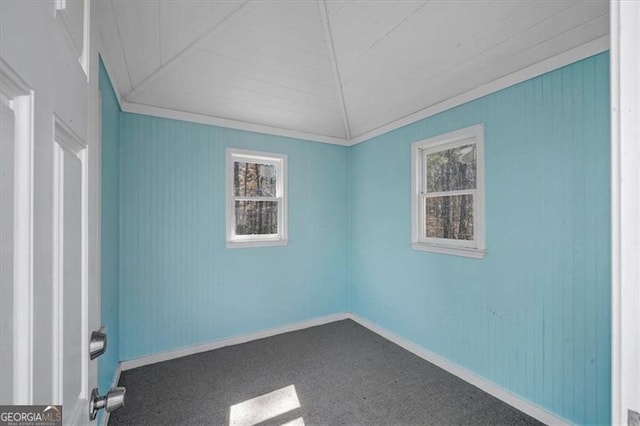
left=97, top=0, right=609, bottom=144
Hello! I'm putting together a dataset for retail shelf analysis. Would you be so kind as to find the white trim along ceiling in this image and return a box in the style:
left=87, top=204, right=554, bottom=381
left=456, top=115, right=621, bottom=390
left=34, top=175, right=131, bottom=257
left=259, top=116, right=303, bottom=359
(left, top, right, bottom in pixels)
left=96, top=0, right=609, bottom=146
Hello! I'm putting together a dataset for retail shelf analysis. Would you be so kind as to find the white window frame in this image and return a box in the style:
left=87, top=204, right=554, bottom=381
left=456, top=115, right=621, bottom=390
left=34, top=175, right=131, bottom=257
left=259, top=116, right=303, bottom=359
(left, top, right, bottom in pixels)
left=226, top=148, right=288, bottom=248
left=411, top=124, right=486, bottom=259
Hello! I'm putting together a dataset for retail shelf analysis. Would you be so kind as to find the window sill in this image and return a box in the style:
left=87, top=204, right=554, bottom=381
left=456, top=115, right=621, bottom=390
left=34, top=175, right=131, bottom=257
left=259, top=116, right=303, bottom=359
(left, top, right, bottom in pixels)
left=226, top=239, right=288, bottom=249
left=412, top=243, right=486, bottom=259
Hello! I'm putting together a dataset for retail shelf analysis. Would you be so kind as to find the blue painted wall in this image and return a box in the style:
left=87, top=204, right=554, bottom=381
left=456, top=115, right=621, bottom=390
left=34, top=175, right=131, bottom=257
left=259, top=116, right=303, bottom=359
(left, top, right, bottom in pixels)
left=348, top=52, right=611, bottom=425
left=98, top=58, right=120, bottom=393
left=118, top=114, right=349, bottom=360
left=102, top=52, right=610, bottom=425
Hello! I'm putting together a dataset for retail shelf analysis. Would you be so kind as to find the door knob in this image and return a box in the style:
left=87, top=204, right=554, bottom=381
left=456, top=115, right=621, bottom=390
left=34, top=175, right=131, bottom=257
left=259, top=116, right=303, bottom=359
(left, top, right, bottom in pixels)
left=89, top=328, right=107, bottom=360
left=89, top=387, right=126, bottom=420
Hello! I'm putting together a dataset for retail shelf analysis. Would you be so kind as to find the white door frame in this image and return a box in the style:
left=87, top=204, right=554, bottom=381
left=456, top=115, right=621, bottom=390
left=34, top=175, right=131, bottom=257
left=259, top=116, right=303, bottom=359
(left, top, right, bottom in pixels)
left=610, top=0, right=640, bottom=424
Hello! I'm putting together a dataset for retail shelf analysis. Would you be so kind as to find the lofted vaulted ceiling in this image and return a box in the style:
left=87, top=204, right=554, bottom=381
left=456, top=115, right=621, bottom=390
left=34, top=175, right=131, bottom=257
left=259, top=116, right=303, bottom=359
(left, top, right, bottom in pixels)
left=96, top=0, right=609, bottom=144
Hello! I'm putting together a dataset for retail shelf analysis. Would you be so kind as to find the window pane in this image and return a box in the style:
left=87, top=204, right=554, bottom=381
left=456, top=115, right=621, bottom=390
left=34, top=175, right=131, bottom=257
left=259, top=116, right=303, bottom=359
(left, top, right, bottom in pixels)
left=425, top=195, right=473, bottom=240
left=234, top=161, right=277, bottom=197
left=426, top=144, right=476, bottom=192
left=235, top=201, right=278, bottom=235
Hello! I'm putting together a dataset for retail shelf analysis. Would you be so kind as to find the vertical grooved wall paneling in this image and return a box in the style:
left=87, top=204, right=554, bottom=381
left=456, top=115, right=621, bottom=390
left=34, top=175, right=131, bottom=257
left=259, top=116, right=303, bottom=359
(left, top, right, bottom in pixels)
left=118, top=113, right=349, bottom=361
left=347, top=52, right=610, bottom=426
left=109, top=51, right=609, bottom=426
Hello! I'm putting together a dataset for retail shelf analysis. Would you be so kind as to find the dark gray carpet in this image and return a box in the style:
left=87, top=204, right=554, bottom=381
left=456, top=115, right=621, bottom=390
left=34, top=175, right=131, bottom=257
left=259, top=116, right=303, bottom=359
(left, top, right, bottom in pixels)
left=109, top=319, right=544, bottom=426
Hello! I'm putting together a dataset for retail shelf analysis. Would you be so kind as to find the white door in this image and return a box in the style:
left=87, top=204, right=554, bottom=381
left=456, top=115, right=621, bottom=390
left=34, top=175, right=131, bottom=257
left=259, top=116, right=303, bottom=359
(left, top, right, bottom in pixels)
left=0, top=0, right=101, bottom=424
left=52, top=119, right=90, bottom=423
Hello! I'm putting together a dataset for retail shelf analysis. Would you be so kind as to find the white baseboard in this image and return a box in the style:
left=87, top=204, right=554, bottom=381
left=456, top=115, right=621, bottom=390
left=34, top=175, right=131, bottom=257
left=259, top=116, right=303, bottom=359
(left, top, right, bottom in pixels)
left=120, top=312, right=350, bottom=371
left=347, top=313, right=571, bottom=426
left=114, top=311, right=569, bottom=425
left=100, top=363, right=122, bottom=426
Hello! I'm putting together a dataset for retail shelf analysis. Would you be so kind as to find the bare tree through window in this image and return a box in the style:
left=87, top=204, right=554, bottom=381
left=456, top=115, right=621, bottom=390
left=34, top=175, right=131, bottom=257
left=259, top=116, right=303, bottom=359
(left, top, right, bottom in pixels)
left=227, top=149, right=287, bottom=247
left=412, top=124, right=484, bottom=257
left=424, top=144, right=476, bottom=240
left=233, top=161, right=278, bottom=235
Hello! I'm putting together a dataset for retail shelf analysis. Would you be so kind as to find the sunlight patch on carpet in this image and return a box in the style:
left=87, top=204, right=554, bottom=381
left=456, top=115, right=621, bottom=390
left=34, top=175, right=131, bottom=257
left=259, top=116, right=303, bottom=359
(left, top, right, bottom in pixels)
left=229, top=384, right=302, bottom=426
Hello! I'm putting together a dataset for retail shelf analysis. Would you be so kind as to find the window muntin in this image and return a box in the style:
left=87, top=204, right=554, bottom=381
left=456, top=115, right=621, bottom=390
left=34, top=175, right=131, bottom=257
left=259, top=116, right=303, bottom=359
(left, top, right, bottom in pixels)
left=227, top=149, right=287, bottom=247
left=412, top=124, right=485, bottom=258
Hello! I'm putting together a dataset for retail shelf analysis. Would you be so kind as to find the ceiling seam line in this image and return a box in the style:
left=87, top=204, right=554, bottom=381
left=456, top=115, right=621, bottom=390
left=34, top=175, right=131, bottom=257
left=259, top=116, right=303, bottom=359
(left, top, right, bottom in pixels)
left=157, top=1, right=161, bottom=65
left=349, top=35, right=608, bottom=144
left=122, top=0, right=253, bottom=102
left=362, top=1, right=430, bottom=57
left=110, top=0, right=134, bottom=91
left=405, top=1, right=599, bottom=81
left=361, top=13, right=609, bottom=130
left=318, top=0, right=352, bottom=140
left=121, top=101, right=350, bottom=145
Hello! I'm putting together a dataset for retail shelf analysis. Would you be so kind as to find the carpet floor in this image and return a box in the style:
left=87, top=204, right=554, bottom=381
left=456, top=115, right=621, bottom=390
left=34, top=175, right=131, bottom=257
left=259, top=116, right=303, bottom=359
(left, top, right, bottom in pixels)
left=109, top=319, right=544, bottom=425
